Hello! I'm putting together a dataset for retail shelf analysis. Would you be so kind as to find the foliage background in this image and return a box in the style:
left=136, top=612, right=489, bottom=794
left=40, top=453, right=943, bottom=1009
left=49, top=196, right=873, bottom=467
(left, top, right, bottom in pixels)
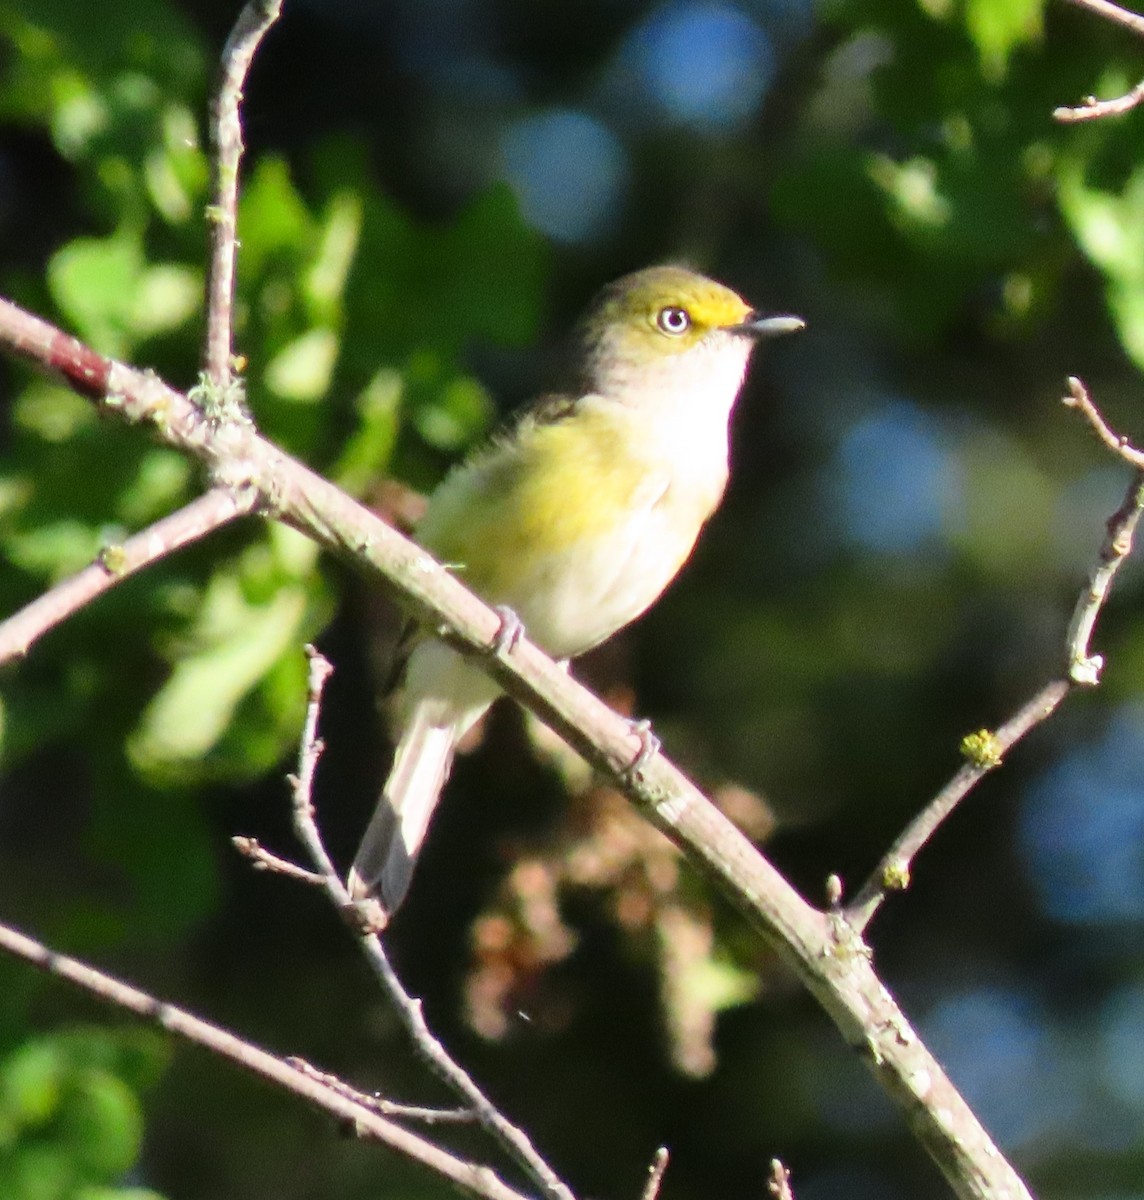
left=3, top=0, right=1144, bottom=1197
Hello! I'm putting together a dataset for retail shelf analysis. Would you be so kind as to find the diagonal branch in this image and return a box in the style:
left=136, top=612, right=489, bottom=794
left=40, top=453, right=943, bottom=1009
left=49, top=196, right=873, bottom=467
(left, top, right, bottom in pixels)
left=0, top=919, right=535, bottom=1200
left=0, top=487, right=256, bottom=666
left=1058, top=0, right=1144, bottom=38
left=846, top=376, right=1144, bottom=932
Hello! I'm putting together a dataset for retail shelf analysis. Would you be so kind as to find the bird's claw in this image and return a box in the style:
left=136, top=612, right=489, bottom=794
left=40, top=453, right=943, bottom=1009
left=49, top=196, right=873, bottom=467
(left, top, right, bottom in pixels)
left=625, top=718, right=661, bottom=779
left=489, top=605, right=525, bottom=656
left=345, top=895, right=390, bottom=936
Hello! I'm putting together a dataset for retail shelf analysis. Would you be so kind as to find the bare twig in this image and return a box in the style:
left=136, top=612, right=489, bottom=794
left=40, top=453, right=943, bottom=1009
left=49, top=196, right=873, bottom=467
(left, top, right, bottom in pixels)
left=639, top=1148, right=670, bottom=1200
left=286, top=1058, right=476, bottom=1125
left=284, top=647, right=577, bottom=1200
left=1062, top=376, right=1144, bottom=468
left=0, top=292, right=1037, bottom=1200
left=232, top=836, right=324, bottom=885
left=1063, top=380, right=1144, bottom=683
left=0, top=488, right=254, bottom=666
left=845, top=681, right=1070, bottom=931
left=1054, top=78, right=1144, bottom=121
left=204, top=0, right=284, bottom=385
left=1054, top=0, right=1144, bottom=121
left=1057, top=0, right=1144, bottom=39
left=767, top=1160, right=795, bottom=1200
left=0, top=920, right=533, bottom=1200
left=846, top=376, right=1144, bottom=932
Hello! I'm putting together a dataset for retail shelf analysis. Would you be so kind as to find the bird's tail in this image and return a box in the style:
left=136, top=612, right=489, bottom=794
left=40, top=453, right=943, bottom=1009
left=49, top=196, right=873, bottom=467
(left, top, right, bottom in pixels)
left=347, top=704, right=459, bottom=921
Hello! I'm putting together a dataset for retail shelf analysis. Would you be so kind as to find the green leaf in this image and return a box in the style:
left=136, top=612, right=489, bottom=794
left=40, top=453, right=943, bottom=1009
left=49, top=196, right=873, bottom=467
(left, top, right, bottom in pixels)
left=964, top=0, right=1044, bottom=79
left=333, top=368, right=403, bottom=496
left=127, top=263, right=202, bottom=337
left=264, top=327, right=340, bottom=402
left=1059, top=159, right=1144, bottom=367
left=47, top=230, right=143, bottom=358
left=236, top=156, right=315, bottom=278
left=4, top=519, right=104, bottom=581
left=127, top=575, right=310, bottom=774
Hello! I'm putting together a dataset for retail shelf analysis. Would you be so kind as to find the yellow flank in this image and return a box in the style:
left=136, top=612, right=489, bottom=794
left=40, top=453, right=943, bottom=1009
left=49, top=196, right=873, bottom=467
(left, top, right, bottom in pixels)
left=416, top=402, right=654, bottom=599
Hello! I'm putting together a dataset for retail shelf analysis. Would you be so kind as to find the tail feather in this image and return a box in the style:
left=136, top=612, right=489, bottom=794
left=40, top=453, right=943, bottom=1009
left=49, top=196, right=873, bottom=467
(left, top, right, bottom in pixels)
left=348, top=708, right=457, bottom=918
left=350, top=640, right=501, bottom=925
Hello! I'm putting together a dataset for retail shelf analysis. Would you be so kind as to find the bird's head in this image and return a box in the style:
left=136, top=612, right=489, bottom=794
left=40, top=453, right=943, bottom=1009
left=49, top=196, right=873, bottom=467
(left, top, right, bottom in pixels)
left=578, top=265, right=804, bottom=397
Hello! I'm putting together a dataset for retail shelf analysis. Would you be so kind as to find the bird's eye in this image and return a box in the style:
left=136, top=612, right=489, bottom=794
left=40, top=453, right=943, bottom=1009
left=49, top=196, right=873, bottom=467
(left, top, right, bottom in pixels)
left=656, top=305, right=691, bottom=336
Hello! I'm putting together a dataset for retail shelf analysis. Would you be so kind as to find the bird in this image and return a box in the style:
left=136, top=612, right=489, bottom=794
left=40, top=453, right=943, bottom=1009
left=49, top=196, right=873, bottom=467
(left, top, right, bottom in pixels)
left=348, top=265, right=804, bottom=924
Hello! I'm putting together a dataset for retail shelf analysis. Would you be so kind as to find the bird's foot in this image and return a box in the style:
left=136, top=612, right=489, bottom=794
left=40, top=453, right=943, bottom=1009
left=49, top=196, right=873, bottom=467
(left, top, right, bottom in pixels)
left=489, top=605, right=525, bottom=656
left=345, top=894, right=390, bottom=936
left=624, top=718, right=661, bottom=780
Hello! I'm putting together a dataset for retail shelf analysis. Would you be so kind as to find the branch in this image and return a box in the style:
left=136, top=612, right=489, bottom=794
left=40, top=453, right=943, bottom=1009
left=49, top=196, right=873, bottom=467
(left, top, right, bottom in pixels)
left=1057, top=0, right=1144, bottom=38
left=1054, top=0, right=1144, bottom=121
left=0, top=488, right=255, bottom=666
left=0, top=292, right=1035, bottom=1200
left=846, top=377, right=1144, bottom=931
left=767, top=1160, right=795, bottom=1200
left=639, top=1148, right=670, bottom=1200
left=204, top=0, right=284, bottom=385
left=281, top=648, right=577, bottom=1200
left=0, top=920, right=535, bottom=1200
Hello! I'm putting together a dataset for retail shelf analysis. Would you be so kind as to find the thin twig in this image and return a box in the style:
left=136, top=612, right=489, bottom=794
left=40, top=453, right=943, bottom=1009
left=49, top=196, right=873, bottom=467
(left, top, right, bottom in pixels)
left=232, top=836, right=324, bottom=885
left=204, top=0, right=284, bottom=385
left=767, top=1160, right=795, bottom=1200
left=846, top=377, right=1144, bottom=932
left=0, top=920, right=533, bottom=1200
left=286, top=1058, right=477, bottom=1125
left=288, top=647, right=577, bottom=1200
left=1054, top=0, right=1144, bottom=121
left=640, top=1148, right=670, bottom=1200
left=845, top=681, right=1070, bottom=931
left=1054, top=78, right=1144, bottom=121
left=0, top=488, right=254, bottom=666
left=1062, top=376, right=1144, bottom=468
left=1057, top=0, right=1144, bottom=39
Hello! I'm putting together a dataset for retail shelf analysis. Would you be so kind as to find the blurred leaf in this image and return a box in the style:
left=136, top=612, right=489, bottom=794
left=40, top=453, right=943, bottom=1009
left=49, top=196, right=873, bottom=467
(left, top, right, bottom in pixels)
left=264, top=327, right=339, bottom=402
left=127, top=574, right=310, bottom=776
left=4, top=519, right=104, bottom=581
left=236, top=157, right=314, bottom=279
left=0, top=1030, right=165, bottom=1200
left=47, top=230, right=143, bottom=358
left=77, top=1189, right=167, bottom=1200
left=333, top=368, right=403, bottom=495
left=964, top=0, right=1044, bottom=79
left=128, top=263, right=201, bottom=337
left=1059, top=158, right=1144, bottom=367
left=305, top=189, right=362, bottom=317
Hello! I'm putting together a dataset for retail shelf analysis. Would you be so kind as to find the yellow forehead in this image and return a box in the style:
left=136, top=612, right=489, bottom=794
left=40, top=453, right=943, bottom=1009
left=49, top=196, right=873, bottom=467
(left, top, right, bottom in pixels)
left=600, top=266, right=752, bottom=332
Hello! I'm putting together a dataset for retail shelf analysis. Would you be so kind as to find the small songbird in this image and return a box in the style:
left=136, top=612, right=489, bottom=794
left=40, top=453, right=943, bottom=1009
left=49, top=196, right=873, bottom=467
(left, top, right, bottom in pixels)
left=348, top=265, right=803, bottom=923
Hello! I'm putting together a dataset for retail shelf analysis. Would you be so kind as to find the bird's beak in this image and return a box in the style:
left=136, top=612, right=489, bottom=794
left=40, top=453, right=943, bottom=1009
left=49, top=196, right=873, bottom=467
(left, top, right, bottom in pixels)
left=726, top=312, right=806, bottom=338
